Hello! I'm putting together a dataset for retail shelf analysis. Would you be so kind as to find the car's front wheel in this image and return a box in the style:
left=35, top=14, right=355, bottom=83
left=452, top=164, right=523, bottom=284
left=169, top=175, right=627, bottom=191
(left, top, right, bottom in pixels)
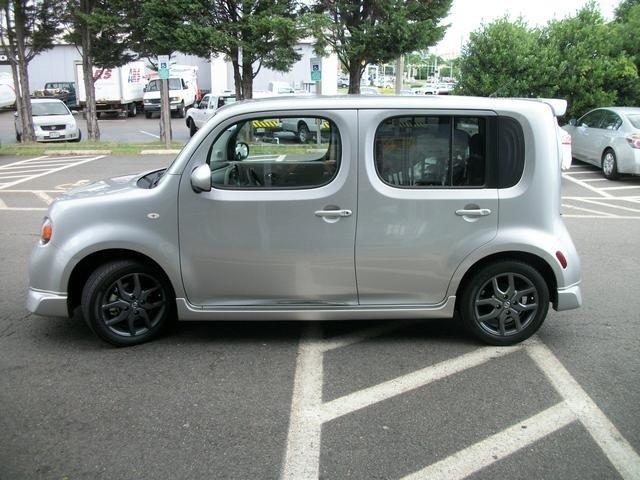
left=188, top=117, right=197, bottom=137
left=601, top=149, right=619, bottom=180
left=459, top=260, right=549, bottom=346
left=297, top=122, right=310, bottom=143
left=81, top=260, right=175, bottom=347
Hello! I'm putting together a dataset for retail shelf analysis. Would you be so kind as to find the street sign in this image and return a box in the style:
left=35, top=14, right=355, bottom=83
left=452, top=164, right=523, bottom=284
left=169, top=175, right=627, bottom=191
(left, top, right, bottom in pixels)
left=310, top=57, right=322, bottom=82
left=157, top=55, right=170, bottom=80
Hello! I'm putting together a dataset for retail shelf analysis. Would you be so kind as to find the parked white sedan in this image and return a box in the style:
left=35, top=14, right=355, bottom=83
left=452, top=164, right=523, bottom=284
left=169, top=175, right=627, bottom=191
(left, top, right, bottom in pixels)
left=15, top=98, right=81, bottom=142
left=563, top=107, right=640, bottom=179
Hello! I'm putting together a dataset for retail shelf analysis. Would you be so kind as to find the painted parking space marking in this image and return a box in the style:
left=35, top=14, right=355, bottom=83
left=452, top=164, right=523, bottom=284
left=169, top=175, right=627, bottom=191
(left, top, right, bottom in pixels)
left=0, top=155, right=105, bottom=191
left=401, top=403, right=576, bottom=480
left=140, top=130, right=160, bottom=139
left=600, top=185, right=640, bottom=191
left=282, top=326, right=640, bottom=480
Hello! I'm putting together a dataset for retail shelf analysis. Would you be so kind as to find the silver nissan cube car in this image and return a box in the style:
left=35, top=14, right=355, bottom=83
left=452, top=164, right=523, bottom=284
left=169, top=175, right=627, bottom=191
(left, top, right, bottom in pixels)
left=26, top=96, right=582, bottom=347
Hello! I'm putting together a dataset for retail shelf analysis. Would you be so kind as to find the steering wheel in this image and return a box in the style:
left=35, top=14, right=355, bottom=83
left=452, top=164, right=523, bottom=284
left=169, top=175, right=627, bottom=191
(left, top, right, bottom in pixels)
left=247, top=168, right=263, bottom=186
left=224, top=163, right=240, bottom=185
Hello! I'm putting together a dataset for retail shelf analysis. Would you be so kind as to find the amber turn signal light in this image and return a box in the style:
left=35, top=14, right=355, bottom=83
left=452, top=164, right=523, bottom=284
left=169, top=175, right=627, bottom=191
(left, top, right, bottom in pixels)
left=40, top=217, right=52, bottom=244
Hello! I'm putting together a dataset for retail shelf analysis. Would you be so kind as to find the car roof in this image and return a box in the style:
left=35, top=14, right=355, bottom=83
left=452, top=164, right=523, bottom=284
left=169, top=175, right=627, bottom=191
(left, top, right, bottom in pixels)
left=221, top=95, right=554, bottom=115
left=591, top=106, right=640, bottom=115
left=30, top=98, right=66, bottom=104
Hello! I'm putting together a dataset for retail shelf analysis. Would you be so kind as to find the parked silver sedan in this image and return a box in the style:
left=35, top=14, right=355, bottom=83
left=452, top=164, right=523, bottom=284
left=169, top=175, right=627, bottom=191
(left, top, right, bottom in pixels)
left=563, top=107, right=640, bottom=179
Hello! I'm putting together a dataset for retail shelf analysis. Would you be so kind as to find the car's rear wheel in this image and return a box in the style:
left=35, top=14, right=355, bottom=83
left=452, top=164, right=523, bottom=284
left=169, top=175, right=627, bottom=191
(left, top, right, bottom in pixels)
left=81, top=260, right=174, bottom=347
left=128, top=102, right=137, bottom=117
left=459, top=260, right=549, bottom=346
left=145, top=111, right=153, bottom=119
left=297, top=122, right=310, bottom=143
left=177, top=102, right=186, bottom=118
left=601, top=149, right=619, bottom=180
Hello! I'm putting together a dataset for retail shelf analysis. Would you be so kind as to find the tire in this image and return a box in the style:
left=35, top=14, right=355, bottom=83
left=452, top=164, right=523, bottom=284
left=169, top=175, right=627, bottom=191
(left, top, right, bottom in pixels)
left=188, top=117, right=197, bottom=137
left=459, top=260, right=549, bottom=346
left=297, top=122, right=310, bottom=143
left=81, top=260, right=175, bottom=347
left=70, top=129, right=82, bottom=143
left=128, top=103, right=137, bottom=117
left=16, top=131, right=21, bottom=142
left=601, top=149, right=619, bottom=180
left=177, top=102, right=186, bottom=118
left=145, top=111, right=153, bottom=119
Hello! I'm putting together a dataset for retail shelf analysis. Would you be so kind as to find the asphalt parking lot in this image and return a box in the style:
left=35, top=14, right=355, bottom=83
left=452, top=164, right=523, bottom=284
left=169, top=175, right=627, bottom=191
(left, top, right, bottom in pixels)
left=1, top=155, right=639, bottom=479
left=0, top=109, right=191, bottom=145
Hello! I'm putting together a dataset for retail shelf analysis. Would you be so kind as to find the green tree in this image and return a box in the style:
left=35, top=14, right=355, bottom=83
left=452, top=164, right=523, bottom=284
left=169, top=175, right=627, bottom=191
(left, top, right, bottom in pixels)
left=0, top=0, right=63, bottom=142
left=540, top=4, right=639, bottom=119
left=65, top=0, right=135, bottom=140
left=455, top=18, right=542, bottom=97
left=308, top=0, right=452, bottom=94
left=183, top=0, right=303, bottom=100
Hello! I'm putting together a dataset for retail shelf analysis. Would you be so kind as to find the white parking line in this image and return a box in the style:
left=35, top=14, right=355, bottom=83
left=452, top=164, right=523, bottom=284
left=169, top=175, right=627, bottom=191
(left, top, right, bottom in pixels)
left=600, top=185, right=640, bottom=191
left=33, top=191, right=54, bottom=205
left=582, top=178, right=608, bottom=182
left=140, top=130, right=160, bottom=139
left=562, top=203, right=615, bottom=217
left=319, top=345, right=520, bottom=423
left=0, top=155, right=105, bottom=190
left=527, top=339, right=640, bottom=479
left=562, top=173, right=613, bottom=198
left=573, top=198, right=640, bottom=213
left=283, top=327, right=640, bottom=480
left=401, top=403, right=576, bottom=480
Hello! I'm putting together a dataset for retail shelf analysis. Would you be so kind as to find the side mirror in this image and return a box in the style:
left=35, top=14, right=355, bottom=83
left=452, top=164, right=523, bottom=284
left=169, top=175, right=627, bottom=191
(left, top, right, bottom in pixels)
left=568, top=118, right=577, bottom=126
left=190, top=164, right=211, bottom=192
left=235, top=142, right=249, bottom=160
left=193, top=101, right=199, bottom=109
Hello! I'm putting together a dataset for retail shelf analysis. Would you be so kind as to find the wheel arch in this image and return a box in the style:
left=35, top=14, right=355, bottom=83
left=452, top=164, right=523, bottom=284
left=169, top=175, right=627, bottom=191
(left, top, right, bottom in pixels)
left=454, top=251, right=558, bottom=311
left=67, top=248, right=176, bottom=315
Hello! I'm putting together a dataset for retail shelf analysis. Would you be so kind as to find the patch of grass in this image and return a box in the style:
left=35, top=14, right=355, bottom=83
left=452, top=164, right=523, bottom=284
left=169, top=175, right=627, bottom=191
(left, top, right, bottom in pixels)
left=0, top=141, right=186, bottom=156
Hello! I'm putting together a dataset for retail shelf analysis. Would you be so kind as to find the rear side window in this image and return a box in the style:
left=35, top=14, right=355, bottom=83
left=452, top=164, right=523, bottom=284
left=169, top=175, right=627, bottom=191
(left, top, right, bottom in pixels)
left=374, top=116, right=487, bottom=188
left=497, top=117, right=525, bottom=188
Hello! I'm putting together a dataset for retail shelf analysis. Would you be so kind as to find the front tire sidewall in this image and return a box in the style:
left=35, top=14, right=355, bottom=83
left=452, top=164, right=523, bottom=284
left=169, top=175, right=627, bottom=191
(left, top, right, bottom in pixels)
left=602, top=149, right=619, bottom=180
left=188, top=118, right=197, bottom=137
left=82, top=261, right=174, bottom=347
left=460, top=261, right=549, bottom=346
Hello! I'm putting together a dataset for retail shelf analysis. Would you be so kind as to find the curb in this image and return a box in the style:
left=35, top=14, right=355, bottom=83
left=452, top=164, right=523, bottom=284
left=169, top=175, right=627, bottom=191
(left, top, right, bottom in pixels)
left=140, top=149, right=181, bottom=155
left=43, top=150, right=112, bottom=155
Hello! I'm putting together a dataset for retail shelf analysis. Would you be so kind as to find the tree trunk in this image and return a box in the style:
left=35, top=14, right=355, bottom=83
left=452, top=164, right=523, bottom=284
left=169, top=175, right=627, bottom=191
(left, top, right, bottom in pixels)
left=9, top=61, right=23, bottom=140
left=241, top=60, right=253, bottom=100
left=347, top=61, right=363, bottom=94
left=80, top=5, right=100, bottom=141
left=13, top=2, right=34, bottom=142
left=230, top=48, right=243, bottom=100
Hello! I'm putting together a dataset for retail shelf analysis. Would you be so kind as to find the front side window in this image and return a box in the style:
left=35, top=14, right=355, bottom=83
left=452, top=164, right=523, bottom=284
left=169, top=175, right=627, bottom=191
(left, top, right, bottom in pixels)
left=199, top=95, right=210, bottom=109
left=375, top=115, right=487, bottom=188
left=207, top=116, right=341, bottom=189
left=578, top=110, right=604, bottom=128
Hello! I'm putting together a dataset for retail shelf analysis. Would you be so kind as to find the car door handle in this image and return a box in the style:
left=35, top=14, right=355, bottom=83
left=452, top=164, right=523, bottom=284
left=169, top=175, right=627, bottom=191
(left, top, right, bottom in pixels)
left=315, top=209, right=352, bottom=218
left=455, top=208, right=492, bottom=217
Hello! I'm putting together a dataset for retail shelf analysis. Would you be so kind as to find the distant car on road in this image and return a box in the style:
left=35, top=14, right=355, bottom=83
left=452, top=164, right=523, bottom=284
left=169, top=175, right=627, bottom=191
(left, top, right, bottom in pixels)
left=32, top=82, right=77, bottom=108
left=185, top=92, right=236, bottom=136
left=15, top=98, right=81, bottom=142
left=359, top=86, right=380, bottom=95
left=563, top=107, right=640, bottom=179
left=337, top=76, right=349, bottom=88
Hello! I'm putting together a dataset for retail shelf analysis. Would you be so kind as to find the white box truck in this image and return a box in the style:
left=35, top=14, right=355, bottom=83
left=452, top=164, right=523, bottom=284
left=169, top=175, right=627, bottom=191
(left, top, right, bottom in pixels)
left=75, top=61, right=147, bottom=117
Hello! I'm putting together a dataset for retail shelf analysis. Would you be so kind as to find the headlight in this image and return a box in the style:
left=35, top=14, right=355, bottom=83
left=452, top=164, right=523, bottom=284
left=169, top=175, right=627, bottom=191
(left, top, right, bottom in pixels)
left=40, top=217, right=52, bottom=245
left=169, top=97, right=179, bottom=102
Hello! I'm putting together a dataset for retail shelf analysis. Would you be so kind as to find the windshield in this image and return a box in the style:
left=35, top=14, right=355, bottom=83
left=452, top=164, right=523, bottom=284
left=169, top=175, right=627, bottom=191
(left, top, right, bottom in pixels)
left=32, top=102, right=69, bottom=116
left=627, top=114, right=640, bottom=129
left=146, top=78, right=183, bottom=92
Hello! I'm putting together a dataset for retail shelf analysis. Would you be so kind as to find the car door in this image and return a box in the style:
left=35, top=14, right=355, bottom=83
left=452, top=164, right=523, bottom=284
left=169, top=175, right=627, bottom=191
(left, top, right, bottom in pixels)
left=178, top=109, right=358, bottom=306
left=355, top=110, right=499, bottom=305
left=574, top=110, right=605, bottom=164
left=191, top=94, right=209, bottom=127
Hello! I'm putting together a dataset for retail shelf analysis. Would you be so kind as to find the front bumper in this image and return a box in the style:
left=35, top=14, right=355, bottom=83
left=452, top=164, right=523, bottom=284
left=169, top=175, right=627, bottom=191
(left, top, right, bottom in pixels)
left=143, top=102, right=182, bottom=112
left=35, top=129, right=80, bottom=142
left=555, top=283, right=582, bottom=311
left=26, top=288, right=68, bottom=317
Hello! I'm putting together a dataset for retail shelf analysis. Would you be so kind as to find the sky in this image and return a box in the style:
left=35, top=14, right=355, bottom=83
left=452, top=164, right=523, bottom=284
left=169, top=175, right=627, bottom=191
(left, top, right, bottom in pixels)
left=433, top=0, right=622, bottom=58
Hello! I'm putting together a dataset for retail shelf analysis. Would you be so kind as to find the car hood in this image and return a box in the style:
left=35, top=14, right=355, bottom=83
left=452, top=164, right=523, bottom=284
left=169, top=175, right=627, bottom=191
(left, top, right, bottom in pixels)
left=32, top=114, right=74, bottom=126
left=56, top=172, right=145, bottom=201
